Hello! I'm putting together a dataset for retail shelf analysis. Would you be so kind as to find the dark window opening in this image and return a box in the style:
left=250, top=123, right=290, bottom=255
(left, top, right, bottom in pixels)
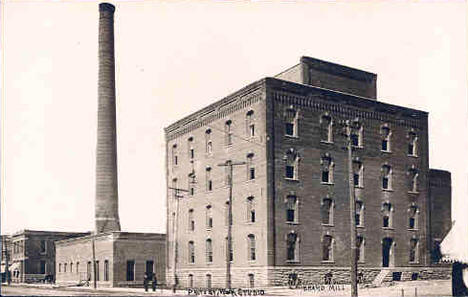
left=285, top=123, right=294, bottom=136
left=126, top=260, right=135, bottom=281
left=286, top=165, right=295, bottom=179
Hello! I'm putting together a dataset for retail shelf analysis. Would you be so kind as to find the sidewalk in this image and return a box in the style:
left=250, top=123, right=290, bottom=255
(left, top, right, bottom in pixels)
left=4, top=279, right=451, bottom=296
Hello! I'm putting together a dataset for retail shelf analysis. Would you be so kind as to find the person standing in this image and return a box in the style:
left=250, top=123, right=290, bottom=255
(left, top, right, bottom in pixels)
left=152, top=273, right=157, bottom=292
left=143, top=272, right=149, bottom=292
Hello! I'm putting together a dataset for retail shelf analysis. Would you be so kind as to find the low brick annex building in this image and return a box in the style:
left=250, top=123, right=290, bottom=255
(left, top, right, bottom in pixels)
left=164, top=56, right=451, bottom=288
left=7, top=230, right=89, bottom=283
left=55, top=232, right=165, bottom=287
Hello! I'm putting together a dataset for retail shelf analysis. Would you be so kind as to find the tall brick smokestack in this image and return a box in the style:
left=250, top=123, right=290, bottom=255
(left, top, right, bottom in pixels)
left=95, top=2, right=121, bottom=233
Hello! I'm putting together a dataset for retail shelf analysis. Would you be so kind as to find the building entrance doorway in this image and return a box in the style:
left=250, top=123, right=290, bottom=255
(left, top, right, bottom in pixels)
left=382, top=237, right=393, bottom=267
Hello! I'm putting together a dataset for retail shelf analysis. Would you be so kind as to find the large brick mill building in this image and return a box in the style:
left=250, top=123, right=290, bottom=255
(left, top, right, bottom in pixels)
left=164, top=56, right=451, bottom=288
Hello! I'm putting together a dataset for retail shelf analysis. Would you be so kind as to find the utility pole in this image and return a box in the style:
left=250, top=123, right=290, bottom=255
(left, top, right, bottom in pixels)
left=218, top=160, right=246, bottom=289
left=168, top=186, right=189, bottom=293
left=343, top=118, right=359, bottom=297
left=92, top=237, right=97, bottom=289
left=2, top=236, right=10, bottom=285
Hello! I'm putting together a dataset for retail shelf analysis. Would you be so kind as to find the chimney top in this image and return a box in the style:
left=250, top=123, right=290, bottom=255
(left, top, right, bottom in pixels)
left=99, top=3, right=115, bottom=13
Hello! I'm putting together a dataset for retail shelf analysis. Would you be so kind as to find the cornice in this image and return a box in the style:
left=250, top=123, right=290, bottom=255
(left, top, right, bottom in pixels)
left=266, top=78, right=427, bottom=129
left=165, top=79, right=266, bottom=141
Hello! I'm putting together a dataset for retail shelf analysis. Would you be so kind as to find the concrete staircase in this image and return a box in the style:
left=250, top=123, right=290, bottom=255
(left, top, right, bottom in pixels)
left=372, top=270, right=390, bottom=286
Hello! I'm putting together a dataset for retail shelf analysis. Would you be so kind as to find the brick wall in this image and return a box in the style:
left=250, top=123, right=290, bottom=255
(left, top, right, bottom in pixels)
left=267, top=78, right=430, bottom=268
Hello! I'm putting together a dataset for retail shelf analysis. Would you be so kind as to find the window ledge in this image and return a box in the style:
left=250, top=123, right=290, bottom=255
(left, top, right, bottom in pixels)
left=248, top=260, right=257, bottom=264
left=407, top=154, right=418, bottom=158
left=382, top=227, right=395, bottom=230
left=408, top=191, right=420, bottom=195
left=286, top=260, right=300, bottom=264
left=381, top=150, right=392, bottom=154
left=382, top=188, right=394, bottom=192
left=409, top=261, right=420, bottom=265
left=356, top=225, right=365, bottom=229
left=352, top=145, right=364, bottom=149
left=321, top=260, right=335, bottom=264
left=322, top=224, right=334, bottom=227
left=320, top=140, right=334, bottom=145
left=285, top=135, right=299, bottom=139
left=408, top=228, right=419, bottom=231
left=321, top=182, right=334, bottom=186
left=354, top=186, right=364, bottom=189
left=285, top=178, right=300, bottom=182
left=286, top=221, right=299, bottom=225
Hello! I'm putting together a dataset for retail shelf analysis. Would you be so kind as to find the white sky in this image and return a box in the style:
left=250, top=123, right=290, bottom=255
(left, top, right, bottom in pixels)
left=1, top=0, right=467, bottom=236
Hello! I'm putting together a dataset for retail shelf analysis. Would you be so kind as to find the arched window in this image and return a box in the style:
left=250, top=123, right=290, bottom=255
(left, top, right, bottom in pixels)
left=284, top=149, right=300, bottom=180
left=248, top=273, right=255, bottom=288
left=247, top=153, right=255, bottom=180
left=322, top=235, right=333, bottom=261
left=382, top=164, right=392, bottom=190
left=287, top=232, right=298, bottom=261
left=188, top=241, right=195, bottom=263
left=408, top=205, right=419, bottom=229
left=172, top=144, right=178, bottom=166
left=187, top=137, right=194, bottom=160
left=248, top=234, right=256, bottom=261
left=355, top=200, right=364, bottom=227
left=321, top=154, right=334, bottom=184
left=320, top=114, right=333, bottom=143
left=205, top=167, right=212, bottom=192
left=409, top=167, right=419, bottom=192
left=206, top=274, right=212, bottom=288
left=246, top=110, right=255, bottom=137
left=225, top=120, right=233, bottom=146
left=206, top=205, right=213, bottom=229
left=408, top=131, right=418, bottom=156
left=188, top=209, right=195, bottom=231
left=381, top=125, right=391, bottom=152
left=205, top=129, right=212, bottom=154
left=321, top=197, right=334, bottom=225
left=351, top=125, right=363, bottom=147
left=188, top=274, right=194, bottom=287
left=357, top=235, right=365, bottom=263
left=247, top=196, right=255, bottom=223
left=353, top=160, right=363, bottom=188
left=285, top=107, right=298, bottom=137
left=382, top=202, right=393, bottom=228
left=286, top=195, right=298, bottom=223
left=409, top=238, right=419, bottom=263
left=206, top=239, right=213, bottom=263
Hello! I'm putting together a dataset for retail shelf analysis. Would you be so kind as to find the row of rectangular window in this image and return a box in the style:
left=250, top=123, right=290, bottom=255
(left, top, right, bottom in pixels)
left=183, top=273, right=256, bottom=289
left=184, top=234, right=419, bottom=264
left=58, top=260, right=155, bottom=282
left=187, top=235, right=256, bottom=264
left=185, top=198, right=418, bottom=232
left=285, top=110, right=419, bottom=156
left=287, top=195, right=419, bottom=229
